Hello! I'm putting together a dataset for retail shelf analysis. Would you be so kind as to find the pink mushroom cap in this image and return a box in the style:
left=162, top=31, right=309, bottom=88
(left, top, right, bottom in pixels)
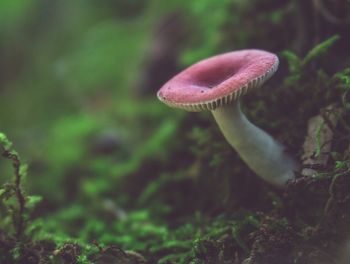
left=157, top=49, right=279, bottom=111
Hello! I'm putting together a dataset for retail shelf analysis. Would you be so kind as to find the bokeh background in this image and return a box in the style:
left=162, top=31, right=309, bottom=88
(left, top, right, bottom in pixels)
left=1, top=0, right=350, bottom=263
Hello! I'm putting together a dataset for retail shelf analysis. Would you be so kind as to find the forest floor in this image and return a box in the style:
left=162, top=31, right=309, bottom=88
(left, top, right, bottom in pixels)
left=1, top=1, right=350, bottom=264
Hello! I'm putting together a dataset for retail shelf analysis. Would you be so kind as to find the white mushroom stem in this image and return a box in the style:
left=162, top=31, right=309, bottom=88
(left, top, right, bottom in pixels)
left=211, top=101, right=299, bottom=186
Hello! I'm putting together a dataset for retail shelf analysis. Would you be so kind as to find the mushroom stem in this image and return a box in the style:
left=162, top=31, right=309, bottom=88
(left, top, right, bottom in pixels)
left=211, top=101, right=299, bottom=186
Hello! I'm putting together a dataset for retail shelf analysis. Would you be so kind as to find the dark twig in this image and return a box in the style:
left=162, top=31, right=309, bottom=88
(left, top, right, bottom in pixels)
left=1, top=148, right=26, bottom=240
left=323, top=173, right=340, bottom=215
left=92, top=240, right=103, bottom=252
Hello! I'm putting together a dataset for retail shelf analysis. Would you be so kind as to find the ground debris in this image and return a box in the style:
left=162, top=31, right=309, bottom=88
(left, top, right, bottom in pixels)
left=301, top=104, right=341, bottom=176
left=92, top=244, right=146, bottom=264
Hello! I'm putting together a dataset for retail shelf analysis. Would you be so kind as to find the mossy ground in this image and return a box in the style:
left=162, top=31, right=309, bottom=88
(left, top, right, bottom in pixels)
left=1, top=0, right=350, bottom=263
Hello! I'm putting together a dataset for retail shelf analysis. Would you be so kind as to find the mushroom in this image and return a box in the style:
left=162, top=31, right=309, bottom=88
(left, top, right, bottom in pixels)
left=157, top=49, right=299, bottom=186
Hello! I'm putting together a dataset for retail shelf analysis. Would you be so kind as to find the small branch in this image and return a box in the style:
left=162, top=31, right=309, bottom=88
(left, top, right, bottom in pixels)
left=92, top=240, right=103, bottom=252
left=323, top=173, right=339, bottom=215
left=1, top=148, right=26, bottom=240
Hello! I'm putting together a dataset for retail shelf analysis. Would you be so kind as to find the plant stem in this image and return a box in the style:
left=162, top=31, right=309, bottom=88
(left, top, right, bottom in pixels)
left=1, top=150, right=26, bottom=240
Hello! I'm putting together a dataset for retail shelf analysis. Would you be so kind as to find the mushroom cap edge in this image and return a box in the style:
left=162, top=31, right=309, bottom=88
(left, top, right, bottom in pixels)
left=157, top=49, right=279, bottom=112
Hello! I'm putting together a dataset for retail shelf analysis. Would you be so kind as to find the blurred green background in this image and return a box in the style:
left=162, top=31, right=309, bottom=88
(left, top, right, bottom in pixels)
left=0, top=0, right=186, bottom=202
left=1, top=0, right=350, bottom=263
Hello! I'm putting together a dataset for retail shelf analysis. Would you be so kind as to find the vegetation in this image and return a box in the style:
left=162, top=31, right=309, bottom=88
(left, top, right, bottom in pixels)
left=1, top=0, right=350, bottom=263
